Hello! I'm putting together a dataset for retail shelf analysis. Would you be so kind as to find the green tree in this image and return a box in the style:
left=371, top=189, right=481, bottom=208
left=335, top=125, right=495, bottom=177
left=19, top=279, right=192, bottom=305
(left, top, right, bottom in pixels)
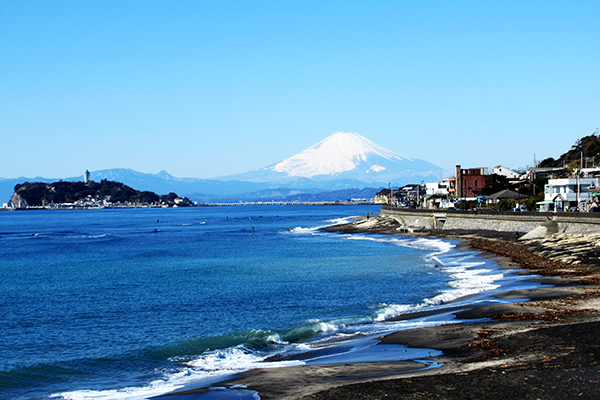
left=134, top=191, right=159, bottom=204
left=480, top=174, right=509, bottom=196
left=518, top=178, right=548, bottom=197
left=161, top=192, right=179, bottom=203
left=537, top=133, right=600, bottom=168
left=11, top=180, right=164, bottom=206
left=497, top=199, right=518, bottom=211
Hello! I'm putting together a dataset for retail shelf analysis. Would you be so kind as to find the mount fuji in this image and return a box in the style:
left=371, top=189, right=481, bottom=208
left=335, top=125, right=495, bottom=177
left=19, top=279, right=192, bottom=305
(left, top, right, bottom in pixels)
left=222, top=132, right=444, bottom=185
left=1, top=132, right=445, bottom=203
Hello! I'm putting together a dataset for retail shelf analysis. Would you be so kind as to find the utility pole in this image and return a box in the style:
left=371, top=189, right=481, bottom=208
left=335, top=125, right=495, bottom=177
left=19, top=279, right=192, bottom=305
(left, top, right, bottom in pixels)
left=531, top=153, right=537, bottom=196
left=576, top=169, right=580, bottom=211
left=416, top=184, right=420, bottom=208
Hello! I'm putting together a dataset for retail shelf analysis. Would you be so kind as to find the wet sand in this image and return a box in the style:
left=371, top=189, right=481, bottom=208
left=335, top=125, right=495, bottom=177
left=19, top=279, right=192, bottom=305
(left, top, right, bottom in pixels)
left=162, top=215, right=600, bottom=400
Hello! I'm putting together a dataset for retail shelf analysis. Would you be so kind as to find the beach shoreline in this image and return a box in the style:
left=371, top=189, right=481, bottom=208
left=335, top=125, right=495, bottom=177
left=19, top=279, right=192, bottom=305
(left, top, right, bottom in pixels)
left=160, top=215, right=600, bottom=400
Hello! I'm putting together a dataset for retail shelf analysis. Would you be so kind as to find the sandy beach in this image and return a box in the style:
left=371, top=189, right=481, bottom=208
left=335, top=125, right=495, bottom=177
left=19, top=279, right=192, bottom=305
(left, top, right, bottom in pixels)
left=162, top=214, right=600, bottom=400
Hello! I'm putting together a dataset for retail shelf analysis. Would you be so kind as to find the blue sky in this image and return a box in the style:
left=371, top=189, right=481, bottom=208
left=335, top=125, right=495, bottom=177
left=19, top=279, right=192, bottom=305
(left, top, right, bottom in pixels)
left=1, top=1, right=599, bottom=180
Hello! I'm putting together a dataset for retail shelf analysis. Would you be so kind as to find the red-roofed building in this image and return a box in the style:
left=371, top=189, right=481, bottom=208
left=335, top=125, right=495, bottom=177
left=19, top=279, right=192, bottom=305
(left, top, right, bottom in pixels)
left=455, top=165, right=490, bottom=199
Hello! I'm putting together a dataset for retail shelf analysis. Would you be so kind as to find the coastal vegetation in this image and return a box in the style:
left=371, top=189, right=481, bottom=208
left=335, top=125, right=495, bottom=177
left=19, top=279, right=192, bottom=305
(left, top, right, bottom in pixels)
left=539, top=132, right=600, bottom=169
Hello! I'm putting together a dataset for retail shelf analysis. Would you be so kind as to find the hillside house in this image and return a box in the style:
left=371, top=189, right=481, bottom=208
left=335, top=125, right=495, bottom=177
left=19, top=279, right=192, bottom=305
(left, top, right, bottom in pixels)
left=424, top=179, right=453, bottom=208
left=455, top=165, right=490, bottom=199
left=448, top=176, right=457, bottom=197
left=492, top=165, right=521, bottom=180
left=425, top=179, right=450, bottom=197
left=542, top=178, right=600, bottom=211
left=173, top=197, right=193, bottom=206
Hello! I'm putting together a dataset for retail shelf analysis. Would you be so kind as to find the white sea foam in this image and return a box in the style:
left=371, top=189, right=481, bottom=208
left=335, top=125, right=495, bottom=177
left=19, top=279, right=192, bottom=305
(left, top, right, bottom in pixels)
left=429, top=255, right=443, bottom=265
left=349, top=236, right=506, bottom=320
left=300, top=232, right=504, bottom=322
left=287, top=216, right=352, bottom=234
left=291, top=230, right=504, bottom=323
left=345, top=234, right=454, bottom=256
left=326, top=216, right=353, bottom=225
left=373, top=303, right=414, bottom=322
left=65, top=233, right=112, bottom=240
left=287, top=216, right=356, bottom=234
left=54, top=365, right=252, bottom=400
left=54, top=346, right=303, bottom=400
left=54, top=329, right=305, bottom=399
left=287, top=226, right=320, bottom=234
left=287, top=214, right=367, bottom=235
left=422, top=261, right=503, bottom=306
left=52, top=377, right=187, bottom=400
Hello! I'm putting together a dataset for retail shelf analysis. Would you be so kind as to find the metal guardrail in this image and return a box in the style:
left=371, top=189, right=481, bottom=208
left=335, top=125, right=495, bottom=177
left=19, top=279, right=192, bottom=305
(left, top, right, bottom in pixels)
left=380, top=205, right=600, bottom=219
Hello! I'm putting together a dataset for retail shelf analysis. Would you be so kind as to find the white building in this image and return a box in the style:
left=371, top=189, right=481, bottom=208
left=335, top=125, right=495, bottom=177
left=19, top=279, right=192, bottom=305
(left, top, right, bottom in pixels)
left=581, top=167, right=600, bottom=177
left=426, top=179, right=450, bottom=197
left=425, top=179, right=453, bottom=209
left=542, top=178, right=600, bottom=211
left=492, top=165, right=521, bottom=180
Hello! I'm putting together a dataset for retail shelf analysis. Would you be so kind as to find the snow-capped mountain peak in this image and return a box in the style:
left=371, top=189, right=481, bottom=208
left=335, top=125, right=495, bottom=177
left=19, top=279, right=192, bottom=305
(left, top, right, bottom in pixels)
left=271, top=132, right=409, bottom=178
left=220, top=131, right=444, bottom=185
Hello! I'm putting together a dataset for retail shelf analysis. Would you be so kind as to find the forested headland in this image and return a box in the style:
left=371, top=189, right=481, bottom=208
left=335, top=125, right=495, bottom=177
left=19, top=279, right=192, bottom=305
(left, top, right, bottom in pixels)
left=8, top=180, right=183, bottom=208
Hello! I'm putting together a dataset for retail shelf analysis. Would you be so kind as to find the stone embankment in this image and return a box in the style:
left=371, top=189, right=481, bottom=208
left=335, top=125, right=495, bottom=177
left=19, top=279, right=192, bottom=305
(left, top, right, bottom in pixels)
left=380, top=205, right=600, bottom=237
left=322, top=206, right=600, bottom=267
left=370, top=205, right=600, bottom=267
left=520, top=233, right=600, bottom=266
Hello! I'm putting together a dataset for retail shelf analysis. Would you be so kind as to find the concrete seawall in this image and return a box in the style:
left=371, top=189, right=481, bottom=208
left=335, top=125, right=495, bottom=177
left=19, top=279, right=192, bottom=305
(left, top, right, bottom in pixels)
left=380, top=205, right=600, bottom=236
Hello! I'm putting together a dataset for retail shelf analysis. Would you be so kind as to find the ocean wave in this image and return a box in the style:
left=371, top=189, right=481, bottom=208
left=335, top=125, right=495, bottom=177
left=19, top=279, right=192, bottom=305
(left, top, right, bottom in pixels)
left=373, top=303, right=415, bottom=322
left=287, top=216, right=354, bottom=234
left=285, top=231, right=503, bottom=322
left=52, top=378, right=186, bottom=400
left=146, top=329, right=287, bottom=361
left=344, top=235, right=455, bottom=256
left=0, top=232, right=46, bottom=240
left=53, top=364, right=258, bottom=400
left=65, top=233, right=112, bottom=240
left=1, top=232, right=115, bottom=242
left=287, top=226, right=320, bottom=234
left=422, top=260, right=503, bottom=306
left=367, top=249, right=505, bottom=320
left=53, top=333, right=300, bottom=400
left=184, top=344, right=302, bottom=371
left=325, top=216, right=353, bottom=225
left=281, top=314, right=378, bottom=343
left=52, top=254, right=507, bottom=400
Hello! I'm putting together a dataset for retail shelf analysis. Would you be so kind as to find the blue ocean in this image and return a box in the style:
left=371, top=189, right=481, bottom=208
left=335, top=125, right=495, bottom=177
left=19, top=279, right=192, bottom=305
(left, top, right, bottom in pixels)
left=0, top=205, right=528, bottom=399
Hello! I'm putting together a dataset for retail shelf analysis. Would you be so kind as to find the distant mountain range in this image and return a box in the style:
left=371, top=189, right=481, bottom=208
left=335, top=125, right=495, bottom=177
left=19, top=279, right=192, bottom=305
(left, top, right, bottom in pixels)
left=1, top=132, right=445, bottom=203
